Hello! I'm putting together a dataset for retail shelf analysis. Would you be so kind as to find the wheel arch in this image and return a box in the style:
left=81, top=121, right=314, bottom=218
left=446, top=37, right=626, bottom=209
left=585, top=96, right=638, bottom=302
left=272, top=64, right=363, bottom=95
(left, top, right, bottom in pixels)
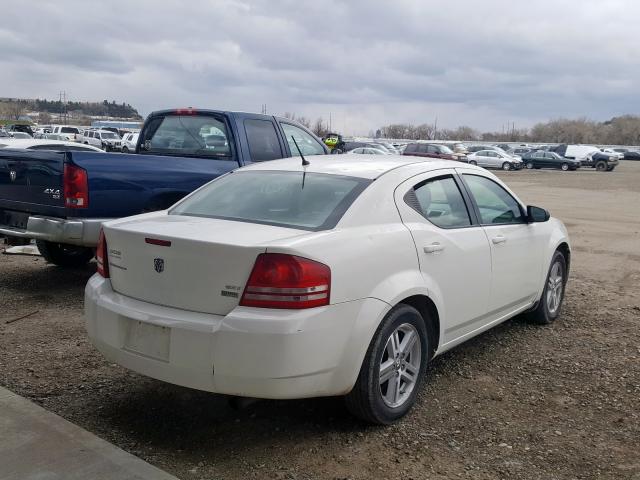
left=397, top=294, right=440, bottom=359
left=556, top=241, right=571, bottom=280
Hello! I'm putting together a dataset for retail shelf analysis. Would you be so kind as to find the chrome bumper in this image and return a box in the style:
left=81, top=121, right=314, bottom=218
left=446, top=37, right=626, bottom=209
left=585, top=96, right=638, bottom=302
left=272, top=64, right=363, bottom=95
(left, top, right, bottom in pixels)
left=0, top=216, right=109, bottom=247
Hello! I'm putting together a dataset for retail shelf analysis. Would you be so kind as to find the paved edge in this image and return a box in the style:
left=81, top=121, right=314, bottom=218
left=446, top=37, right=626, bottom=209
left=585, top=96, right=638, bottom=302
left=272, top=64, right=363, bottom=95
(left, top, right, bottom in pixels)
left=0, top=385, right=180, bottom=480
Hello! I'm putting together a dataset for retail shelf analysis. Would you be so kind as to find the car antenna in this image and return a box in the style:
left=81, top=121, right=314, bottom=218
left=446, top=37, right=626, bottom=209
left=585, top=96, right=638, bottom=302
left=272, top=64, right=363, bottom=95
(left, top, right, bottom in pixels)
left=291, top=135, right=310, bottom=166
left=291, top=135, right=309, bottom=189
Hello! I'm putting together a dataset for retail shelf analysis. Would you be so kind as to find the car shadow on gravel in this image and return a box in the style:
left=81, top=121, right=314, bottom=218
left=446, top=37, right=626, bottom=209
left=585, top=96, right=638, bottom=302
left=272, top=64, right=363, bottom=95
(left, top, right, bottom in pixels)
left=1, top=261, right=95, bottom=296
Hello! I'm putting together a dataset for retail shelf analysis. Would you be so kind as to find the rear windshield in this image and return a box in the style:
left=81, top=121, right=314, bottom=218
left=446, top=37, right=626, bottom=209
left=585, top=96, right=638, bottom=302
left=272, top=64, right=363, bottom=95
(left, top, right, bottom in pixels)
left=60, top=127, right=79, bottom=134
left=100, top=132, right=117, bottom=138
left=140, top=114, right=232, bottom=158
left=170, top=171, right=370, bottom=231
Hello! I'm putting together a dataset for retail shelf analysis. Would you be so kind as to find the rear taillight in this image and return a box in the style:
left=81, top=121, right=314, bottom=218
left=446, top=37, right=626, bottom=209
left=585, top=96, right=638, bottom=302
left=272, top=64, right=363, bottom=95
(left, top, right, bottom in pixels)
left=96, top=228, right=109, bottom=278
left=174, top=107, right=197, bottom=115
left=240, top=253, right=330, bottom=309
left=63, top=164, right=88, bottom=208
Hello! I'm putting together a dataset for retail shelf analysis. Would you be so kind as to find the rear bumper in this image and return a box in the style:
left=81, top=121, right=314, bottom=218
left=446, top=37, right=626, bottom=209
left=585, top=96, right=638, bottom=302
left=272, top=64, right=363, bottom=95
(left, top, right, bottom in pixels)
left=84, top=275, right=389, bottom=399
left=0, top=215, right=108, bottom=246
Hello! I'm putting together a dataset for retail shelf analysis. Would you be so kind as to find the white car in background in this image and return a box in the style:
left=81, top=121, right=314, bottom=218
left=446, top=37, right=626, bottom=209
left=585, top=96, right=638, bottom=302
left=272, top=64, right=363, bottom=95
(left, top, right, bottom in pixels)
left=121, top=132, right=139, bottom=153
left=467, top=150, right=524, bottom=170
left=599, top=148, right=624, bottom=160
left=347, top=146, right=391, bottom=155
left=85, top=155, right=570, bottom=424
left=0, top=139, right=104, bottom=152
left=51, top=125, right=82, bottom=142
left=82, top=129, right=122, bottom=151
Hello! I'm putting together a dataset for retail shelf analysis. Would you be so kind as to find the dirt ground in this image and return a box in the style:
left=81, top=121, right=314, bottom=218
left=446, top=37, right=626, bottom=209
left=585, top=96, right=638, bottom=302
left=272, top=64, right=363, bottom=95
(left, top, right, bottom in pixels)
left=1, top=162, right=639, bottom=480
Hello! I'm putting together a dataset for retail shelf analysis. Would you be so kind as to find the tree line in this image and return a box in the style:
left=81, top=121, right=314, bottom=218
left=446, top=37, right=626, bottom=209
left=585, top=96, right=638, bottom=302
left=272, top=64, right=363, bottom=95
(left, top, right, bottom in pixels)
left=377, top=115, right=640, bottom=146
left=0, top=97, right=142, bottom=121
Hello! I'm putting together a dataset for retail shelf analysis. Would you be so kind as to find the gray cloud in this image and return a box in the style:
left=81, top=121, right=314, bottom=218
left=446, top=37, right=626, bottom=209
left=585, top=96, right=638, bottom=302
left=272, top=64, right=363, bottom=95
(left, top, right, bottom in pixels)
left=1, top=0, right=638, bottom=134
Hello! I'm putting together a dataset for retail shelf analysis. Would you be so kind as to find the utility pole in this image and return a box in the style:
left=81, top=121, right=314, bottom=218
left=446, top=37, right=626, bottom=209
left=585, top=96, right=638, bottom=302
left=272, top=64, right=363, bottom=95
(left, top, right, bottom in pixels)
left=329, top=112, right=332, bottom=132
left=434, top=116, right=438, bottom=140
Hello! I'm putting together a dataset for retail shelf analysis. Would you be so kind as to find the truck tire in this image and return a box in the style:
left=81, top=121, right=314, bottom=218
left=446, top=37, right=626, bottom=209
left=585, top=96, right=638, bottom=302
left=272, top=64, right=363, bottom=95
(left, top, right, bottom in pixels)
left=36, top=240, right=94, bottom=267
left=595, top=161, right=607, bottom=171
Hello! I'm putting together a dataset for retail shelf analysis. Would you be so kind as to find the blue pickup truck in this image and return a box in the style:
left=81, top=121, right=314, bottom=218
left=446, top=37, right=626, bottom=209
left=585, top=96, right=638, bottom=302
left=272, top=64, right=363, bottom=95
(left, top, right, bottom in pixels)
left=0, top=109, right=328, bottom=266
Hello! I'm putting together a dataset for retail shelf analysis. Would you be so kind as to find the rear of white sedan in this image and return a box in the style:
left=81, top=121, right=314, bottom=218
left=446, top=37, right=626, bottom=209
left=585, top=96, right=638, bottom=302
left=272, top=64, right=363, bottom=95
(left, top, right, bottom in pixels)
left=85, top=155, right=570, bottom=424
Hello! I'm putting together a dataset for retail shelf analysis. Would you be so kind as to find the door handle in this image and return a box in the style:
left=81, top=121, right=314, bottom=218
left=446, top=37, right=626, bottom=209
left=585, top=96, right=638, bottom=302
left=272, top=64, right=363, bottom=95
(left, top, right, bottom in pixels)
left=424, top=242, right=445, bottom=254
left=491, top=235, right=507, bottom=245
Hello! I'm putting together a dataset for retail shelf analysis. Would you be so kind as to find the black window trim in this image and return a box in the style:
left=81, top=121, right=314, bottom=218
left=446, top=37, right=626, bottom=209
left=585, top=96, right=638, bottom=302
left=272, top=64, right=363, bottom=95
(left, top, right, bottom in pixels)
left=459, top=173, right=527, bottom=227
left=403, top=173, right=479, bottom=230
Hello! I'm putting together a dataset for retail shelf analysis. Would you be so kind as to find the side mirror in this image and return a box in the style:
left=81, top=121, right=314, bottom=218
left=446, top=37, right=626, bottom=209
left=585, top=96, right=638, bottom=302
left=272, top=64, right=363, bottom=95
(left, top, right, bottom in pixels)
left=527, top=205, right=550, bottom=223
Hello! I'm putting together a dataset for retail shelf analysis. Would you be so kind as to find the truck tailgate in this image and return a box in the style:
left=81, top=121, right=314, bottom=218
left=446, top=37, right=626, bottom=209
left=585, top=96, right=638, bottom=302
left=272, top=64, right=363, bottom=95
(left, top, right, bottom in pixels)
left=0, top=149, right=66, bottom=220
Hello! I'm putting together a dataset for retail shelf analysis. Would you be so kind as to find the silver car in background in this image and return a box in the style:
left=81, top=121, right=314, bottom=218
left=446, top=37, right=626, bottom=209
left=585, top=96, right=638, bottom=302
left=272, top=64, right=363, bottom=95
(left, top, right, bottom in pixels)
left=467, top=149, right=524, bottom=170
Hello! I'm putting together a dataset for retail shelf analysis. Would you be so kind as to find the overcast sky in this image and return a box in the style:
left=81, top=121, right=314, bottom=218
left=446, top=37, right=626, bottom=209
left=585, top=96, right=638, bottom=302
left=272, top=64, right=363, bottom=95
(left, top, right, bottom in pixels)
left=1, top=0, right=638, bottom=135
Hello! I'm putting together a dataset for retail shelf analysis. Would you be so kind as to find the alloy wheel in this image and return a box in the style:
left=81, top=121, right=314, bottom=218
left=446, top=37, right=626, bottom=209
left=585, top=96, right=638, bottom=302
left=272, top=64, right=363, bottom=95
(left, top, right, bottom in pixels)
left=546, top=261, right=564, bottom=315
left=379, top=323, right=422, bottom=408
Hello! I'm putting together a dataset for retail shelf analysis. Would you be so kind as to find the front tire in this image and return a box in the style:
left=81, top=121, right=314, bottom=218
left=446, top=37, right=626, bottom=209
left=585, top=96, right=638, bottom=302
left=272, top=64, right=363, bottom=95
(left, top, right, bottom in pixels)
left=502, top=162, right=512, bottom=171
left=122, top=146, right=129, bottom=153
left=561, top=163, right=569, bottom=171
left=595, top=161, right=607, bottom=172
left=528, top=250, right=567, bottom=325
left=345, top=304, right=429, bottom=424
left=468, top=160, right=477, bottom=166
left=526, top=162, right=534, bottom=169
left=36, top=240, right=94, bottom=267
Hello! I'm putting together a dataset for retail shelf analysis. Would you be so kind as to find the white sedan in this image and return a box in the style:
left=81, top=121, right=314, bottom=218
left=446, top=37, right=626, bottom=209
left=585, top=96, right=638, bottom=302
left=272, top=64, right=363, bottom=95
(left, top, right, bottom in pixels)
left=85, top=155, right=570, bottom=424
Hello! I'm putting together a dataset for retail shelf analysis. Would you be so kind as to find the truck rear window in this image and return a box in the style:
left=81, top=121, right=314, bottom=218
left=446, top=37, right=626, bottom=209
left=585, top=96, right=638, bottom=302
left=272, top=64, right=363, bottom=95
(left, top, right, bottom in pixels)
left=140, top=114, right=232, bottom=158
left=170, top=171, right=370, bottom=231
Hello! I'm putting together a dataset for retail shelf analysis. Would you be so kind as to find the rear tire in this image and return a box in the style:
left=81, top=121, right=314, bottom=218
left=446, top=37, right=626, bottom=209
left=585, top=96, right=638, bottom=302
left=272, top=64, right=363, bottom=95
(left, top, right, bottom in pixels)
left=502, top=162, right=512, bottom=171
left=36, top=240, right=94, bottom=267
left=345, top=304, right=429, bottom=425
left=528, top=250, right=567, bottom=325
left=595, top=161, right=607, bottom=171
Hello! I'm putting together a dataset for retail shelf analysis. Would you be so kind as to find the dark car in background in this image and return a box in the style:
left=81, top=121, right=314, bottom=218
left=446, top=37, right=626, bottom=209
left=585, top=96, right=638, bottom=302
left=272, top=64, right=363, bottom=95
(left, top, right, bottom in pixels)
left=521, top=151, right=581, bottom=171
left=623, top=150, right=640, bottom=160
left=403, top=143, right=460, bottom=161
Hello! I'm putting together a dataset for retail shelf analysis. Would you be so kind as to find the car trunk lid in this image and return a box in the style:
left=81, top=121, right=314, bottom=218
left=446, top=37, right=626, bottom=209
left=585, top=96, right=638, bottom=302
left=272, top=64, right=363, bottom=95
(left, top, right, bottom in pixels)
left=105, top=213, right=310, bottom=315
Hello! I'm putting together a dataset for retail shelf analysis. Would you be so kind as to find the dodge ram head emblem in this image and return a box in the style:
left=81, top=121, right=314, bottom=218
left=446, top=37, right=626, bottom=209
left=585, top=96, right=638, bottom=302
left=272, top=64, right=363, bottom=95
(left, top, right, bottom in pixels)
left=153, top=258, right=165, bottom=273
left=9, top=170, right=17, bottom=182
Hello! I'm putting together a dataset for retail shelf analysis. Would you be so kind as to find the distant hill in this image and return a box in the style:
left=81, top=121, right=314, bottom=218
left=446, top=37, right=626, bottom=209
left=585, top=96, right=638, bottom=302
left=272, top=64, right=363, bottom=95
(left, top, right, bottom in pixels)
left=0, top=97, right=142, bottom=119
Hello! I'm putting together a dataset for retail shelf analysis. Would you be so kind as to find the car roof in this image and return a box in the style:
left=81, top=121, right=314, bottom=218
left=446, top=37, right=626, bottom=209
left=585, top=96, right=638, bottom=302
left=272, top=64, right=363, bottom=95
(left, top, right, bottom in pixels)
left=240, top=154, right=457, bottom=180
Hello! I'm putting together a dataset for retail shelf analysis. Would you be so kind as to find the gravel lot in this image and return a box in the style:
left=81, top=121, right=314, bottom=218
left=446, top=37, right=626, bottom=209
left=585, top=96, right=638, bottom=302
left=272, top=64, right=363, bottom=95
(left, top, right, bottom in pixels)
left=1, top=162, right=639, bottom=480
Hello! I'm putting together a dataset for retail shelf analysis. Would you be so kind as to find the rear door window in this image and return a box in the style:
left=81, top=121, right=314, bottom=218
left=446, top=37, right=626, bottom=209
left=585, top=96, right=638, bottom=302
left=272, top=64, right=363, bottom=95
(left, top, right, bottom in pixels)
left=409, top=176, right=472, bottom=228
left=244, top=119, right=283, bottom=162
